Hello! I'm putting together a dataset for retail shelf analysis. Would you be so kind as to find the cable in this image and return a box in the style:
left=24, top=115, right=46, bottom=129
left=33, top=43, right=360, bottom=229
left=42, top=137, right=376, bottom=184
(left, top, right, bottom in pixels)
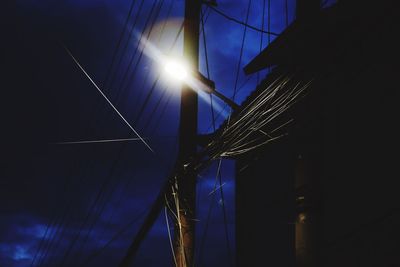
left=268, top=0, right=271, bottom=46
left=51, top=137, right=142, bottom=145
left=131, top=0, right=175, bottom=115
left=78, top=210, right=147, bottom=266
left=37, top=161, right=96, bottom=267
left=124, top=74, right=311, bottom=267
left=200, top=14, right=233, bottom=261
left=149, top=91, right=174, bottom=136
left=116, top=0, right=169, bottom=132
left=232, top=0, right=252, bottom=101
left=198, top=159, right=222, bottom=265
left=142, top=86, right=169, bottom=132
left=57, top=145, right=126, bottom=267
left=60, top=150, right=125, bottom=267
left=200, top=6, right=216, bottom=133
left=217, top=168, right=233, bottom=265
left=85, top=0, right=140, bottom=142
left=200, top=7, right=211, bottom=80
left=72, top=159, right=130, bottom=266
left=131, top=22, right=184, bottom=126
left=257, top=0, right=266, bottom=85
left=165, top=206, right=178, bottom=267
left=208, top=5, right=279, bottom=36
left=36, top=2, right=172, bottom=266
left=115, top=0, right=161, bottom=103
left=267, top=0, right=271, bottom=74
left=102, top=0, right=137, bottom=91
left=204, top=75, right=254, bottom=133
left=107, top=0, right=146, bottom=94
left=29, top=168, right=74, bottom=267
left=50, top=7, right=148, bottom=261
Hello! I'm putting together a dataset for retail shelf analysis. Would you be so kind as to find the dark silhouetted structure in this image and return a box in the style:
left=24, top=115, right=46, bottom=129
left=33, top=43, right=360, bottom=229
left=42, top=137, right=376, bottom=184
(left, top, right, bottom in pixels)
left=237, top=0, right=400, bottom=266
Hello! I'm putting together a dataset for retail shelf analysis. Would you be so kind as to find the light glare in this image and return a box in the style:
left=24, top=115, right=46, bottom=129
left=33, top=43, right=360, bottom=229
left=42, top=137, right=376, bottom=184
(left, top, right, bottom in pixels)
left=164, top=60, right=188, bottom=81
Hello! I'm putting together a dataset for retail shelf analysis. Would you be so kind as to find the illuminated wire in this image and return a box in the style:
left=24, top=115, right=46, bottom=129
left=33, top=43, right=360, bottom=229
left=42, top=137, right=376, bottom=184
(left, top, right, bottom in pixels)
left=51, top=138, right=143, bottom=145
left=165, top=206, right=178, bottom=267
left=232, top=0, right=252, bottom=101
left=62, top=45, right=153, bottom=153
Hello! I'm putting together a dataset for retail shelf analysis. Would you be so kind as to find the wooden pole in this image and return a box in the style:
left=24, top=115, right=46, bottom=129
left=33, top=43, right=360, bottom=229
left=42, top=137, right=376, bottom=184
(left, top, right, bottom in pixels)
left=174, top=0, right=201, bottom=266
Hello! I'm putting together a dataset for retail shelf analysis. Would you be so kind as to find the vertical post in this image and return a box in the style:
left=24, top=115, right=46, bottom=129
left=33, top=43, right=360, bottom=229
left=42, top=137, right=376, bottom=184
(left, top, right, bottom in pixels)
left=174, top=0, right=201, bottom=266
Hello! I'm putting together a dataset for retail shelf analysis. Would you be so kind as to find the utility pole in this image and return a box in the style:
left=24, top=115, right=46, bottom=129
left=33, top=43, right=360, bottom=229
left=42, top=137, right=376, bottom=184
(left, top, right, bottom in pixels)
left=118, top=2, right=202, bottom=267
left=174, top=0, right=201, bottom=266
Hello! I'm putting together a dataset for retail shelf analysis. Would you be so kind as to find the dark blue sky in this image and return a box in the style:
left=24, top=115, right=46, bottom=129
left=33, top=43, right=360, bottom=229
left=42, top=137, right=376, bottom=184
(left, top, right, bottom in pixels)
left=0, top=0, right=328, bottom=266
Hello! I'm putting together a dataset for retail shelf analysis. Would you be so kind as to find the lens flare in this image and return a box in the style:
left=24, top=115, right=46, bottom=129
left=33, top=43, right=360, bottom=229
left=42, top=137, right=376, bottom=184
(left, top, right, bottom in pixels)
left=164, top=60, right=188, bottom=81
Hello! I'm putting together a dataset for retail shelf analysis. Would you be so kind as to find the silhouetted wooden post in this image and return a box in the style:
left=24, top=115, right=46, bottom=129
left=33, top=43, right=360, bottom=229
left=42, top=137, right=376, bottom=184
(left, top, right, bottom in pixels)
left=174, top=0, right=201, bottom=266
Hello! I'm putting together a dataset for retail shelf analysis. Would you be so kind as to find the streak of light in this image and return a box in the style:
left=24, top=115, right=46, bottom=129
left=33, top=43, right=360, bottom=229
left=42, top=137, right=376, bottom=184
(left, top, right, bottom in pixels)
left=164, top=206, right=178, bottom=267
left=62, top=45, right=153, bottom=153
left=208, top=182, right=227, bottom=196
left=51, top=138, right=143, bottom=145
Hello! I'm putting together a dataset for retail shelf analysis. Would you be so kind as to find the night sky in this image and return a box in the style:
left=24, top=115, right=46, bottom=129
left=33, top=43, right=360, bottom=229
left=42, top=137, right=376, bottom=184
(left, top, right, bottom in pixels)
left=0, top=0, right=337, bottom=266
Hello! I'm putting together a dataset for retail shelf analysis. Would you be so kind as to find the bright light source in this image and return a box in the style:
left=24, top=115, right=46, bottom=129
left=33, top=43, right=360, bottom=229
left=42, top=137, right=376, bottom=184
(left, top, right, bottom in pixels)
left=164, top=60, right=188, bottom=81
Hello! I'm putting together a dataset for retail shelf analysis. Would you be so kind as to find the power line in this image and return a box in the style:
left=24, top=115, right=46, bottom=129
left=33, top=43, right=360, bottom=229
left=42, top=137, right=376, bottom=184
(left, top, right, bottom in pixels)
left=232, top=0, right=252, bottom=101
left=198, top=159, right=222, bottom=265
left=257, top=0, right=266, bottom=85
left=72, top=156, right=133, bottom=266
left=132, top=0, right=176, bottom=115
left=51, top=138, right=143, bottom=145
left=164, top=207, right=178, bottom=267
left=57, top=144, right=126, bottom=267
left=35, top=2, right=170, bottom=265
left=36, top=161, right=95, bottom=267
left=31, top=3, right=148, bottom=260
left=217, top=168, right=233, bottom=265
left=204, top=74, right=254, bottom=133
left=114, top=0, right=161, bottom=103
left=208, top=5, right=279, bottom=36
left=30, top=169, right=75, bottom=267
left=149, top=91, right=174, bottom=136
left=57, top=11, right=172, bottom=257
left=137, top=21, right=181, bottom=133
left=78, top=210, right=148, bottom=266
left=142, top=86, right=169, bottom=132
left=107, top=0, right=146, bottom=94
left=131, top=21, right=184, bottom=126
left=61, top=12, right=175, bottom=255
left=102, top=0, right=137, bottom=91
left=268, top=0, right=271, bottom=45
left=49, top=7, right=149, bottom=262
left=200, top=13, right=233, bottom=261
left=48, top=42, right=157, bottom=265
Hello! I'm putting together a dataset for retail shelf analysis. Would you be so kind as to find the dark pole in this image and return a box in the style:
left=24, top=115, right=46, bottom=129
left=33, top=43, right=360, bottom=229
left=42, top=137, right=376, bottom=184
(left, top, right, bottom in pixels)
left=174, top=0, right=201, bottom=266
left=118, top=2, right=201, bottom=266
